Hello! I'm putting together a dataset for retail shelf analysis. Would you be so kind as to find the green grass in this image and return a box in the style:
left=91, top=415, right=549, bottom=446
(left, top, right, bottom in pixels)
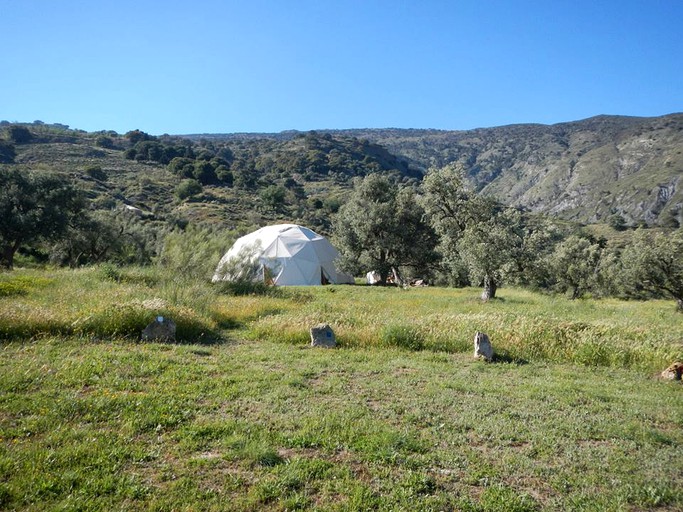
left=1, top=338, right=681, bottom=511
left=239, top=285, right=682, bottom=372
left=0, top=267, right=682, bottom=510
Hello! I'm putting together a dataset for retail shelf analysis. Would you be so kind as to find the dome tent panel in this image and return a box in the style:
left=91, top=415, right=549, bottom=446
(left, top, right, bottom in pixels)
left=213, top=224, right=350, bottom=286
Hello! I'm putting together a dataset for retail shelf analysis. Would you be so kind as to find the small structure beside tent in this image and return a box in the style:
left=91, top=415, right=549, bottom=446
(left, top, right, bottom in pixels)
left=213, top=224, right=354, bottom=286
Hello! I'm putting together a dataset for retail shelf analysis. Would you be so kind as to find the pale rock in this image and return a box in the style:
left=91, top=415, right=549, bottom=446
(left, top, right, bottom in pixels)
left=310, top=323, right=336, bottom=348
left=473, top=331, right=493, bottom=361
left=661, top=362, right=683, bottom=381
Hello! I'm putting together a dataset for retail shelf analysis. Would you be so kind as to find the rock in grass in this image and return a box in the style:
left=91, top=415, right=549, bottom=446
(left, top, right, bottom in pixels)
left=473, top=331, right=493, bottom=361
left=142, top=316, right=176, bottom=342
left=661, top=362, right=683, bottom=380
left=310, top=324, right=336, bottom=348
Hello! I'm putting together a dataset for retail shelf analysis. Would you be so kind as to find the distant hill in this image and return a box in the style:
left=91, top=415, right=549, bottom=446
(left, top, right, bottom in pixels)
left=3, top=113, right=682, bottom=230
left=192, top=113, right=683, bottom=227
left=0, top=124, right=420, bottom=236
left=326, top=114, right=683, bottom=227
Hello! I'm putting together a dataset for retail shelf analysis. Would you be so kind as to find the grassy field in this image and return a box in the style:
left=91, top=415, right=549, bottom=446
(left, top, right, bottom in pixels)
left=1, top=267, right=682, bottom=511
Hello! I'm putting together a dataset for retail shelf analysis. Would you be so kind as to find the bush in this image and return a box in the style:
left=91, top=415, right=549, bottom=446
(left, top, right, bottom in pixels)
left=175, top=179, right=202, bottom=200
left=0, top=140, right=15, bottom=163
left=5, top=125, right=33, bottom=144
left=158, top=225, right=232, bottom=280
left=95, top=135, right=114, bottom=149
left=84, top=165, right=107, bottom=181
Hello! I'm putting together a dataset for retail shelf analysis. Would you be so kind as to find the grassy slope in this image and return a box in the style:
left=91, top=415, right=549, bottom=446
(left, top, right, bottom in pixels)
left=0, top=268, right=682, bottom=511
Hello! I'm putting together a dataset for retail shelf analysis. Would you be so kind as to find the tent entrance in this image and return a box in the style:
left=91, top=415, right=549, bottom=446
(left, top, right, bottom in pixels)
left=321, top=267, right=331, bottom=285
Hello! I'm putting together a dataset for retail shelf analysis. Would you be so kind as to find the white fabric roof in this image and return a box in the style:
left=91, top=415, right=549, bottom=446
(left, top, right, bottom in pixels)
left=213, top=224, right=353, bottom=286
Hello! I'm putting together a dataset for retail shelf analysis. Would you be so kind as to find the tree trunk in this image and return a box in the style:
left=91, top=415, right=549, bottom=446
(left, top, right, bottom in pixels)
left=1, top=244, right=16, bottom=270
left=481, top=275, right=497, bottom=301
left=391, top=266, right=405, bottom=287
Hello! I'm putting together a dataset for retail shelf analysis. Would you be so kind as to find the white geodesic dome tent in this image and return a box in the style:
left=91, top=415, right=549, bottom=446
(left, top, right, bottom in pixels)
left=212, top=224, right=354, bottom=286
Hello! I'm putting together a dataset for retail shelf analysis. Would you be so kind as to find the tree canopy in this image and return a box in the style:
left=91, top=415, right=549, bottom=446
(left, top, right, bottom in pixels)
left=621, top=229, right=683, bottom=311
left=334, top=174, right=437, bottom=284
left=0, top=169, right=85, bottom=268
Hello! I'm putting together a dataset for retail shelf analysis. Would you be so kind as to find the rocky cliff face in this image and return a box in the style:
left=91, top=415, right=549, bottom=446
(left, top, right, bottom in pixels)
left=344, top=114, right=683, bottom=227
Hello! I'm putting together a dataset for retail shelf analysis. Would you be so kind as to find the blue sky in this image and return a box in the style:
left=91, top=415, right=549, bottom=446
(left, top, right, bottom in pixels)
left=1, top=0, right=682, bottom=135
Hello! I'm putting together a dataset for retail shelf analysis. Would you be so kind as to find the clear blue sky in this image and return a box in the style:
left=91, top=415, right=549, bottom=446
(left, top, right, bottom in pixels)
left=1, top=0, right=681, bottom=135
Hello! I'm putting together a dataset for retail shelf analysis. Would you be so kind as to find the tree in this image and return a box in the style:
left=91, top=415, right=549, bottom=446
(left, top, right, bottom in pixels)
left=192, top=160, right=217, bottom=185
left=49, top=210, right=124, bottom=267
left=545, top=235, right=602, bottom=299
left=260, top=185, right=287, bottom=213
left=457, top=208, right=526, bottom=300
left=175, top=179, right=203, bottom=200
left=95, top=135, right=115, bottom=149
left=422, top=165, right=546, bottom=299
left=422, top=166, right=485, bottom=285
left=5, top=125, right=33, bottom=144
left=125, top=129, right=153, bottom=145
left=168, top=157, right=195, bottom=178
left=0, top=140, right=15, bottom=163
left=0, top=169, right=85, bottom=269
left=333, top=174, right=437, bottom=285
left=621, top=229, right=683, bottom=311
left=608, top=213, right=628, bottom=231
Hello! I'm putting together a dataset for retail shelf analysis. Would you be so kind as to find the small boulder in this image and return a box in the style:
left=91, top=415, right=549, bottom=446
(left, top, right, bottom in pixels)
left=473, top=331, right=493, bottom=361
left=142, top=316, right=176, bottom=342
left=310, top=323, right=336, bottom=348
left=661, top=362, right=683, bottom=381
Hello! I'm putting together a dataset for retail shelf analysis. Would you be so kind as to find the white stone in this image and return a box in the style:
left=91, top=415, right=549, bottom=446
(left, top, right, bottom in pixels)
left=473, top=331, right=493, bottom=361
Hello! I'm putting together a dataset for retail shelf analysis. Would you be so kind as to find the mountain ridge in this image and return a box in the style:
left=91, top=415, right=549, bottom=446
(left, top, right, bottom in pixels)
left=3, top=113, right=682, bottom=229
left=181, top=113, right=683, bottom=227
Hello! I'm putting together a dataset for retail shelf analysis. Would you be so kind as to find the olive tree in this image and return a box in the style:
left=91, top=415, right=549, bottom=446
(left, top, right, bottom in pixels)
left=422, top=165, right=528, bottom=299
left=545, top=235, right=603, bottom=299
left=0, top=169, right=85, bottom=269
left=333, top=174, right=437, bottom=285
left=457, top=208, right=527, bottom=300
left=621, top=229, right=683, bottom=311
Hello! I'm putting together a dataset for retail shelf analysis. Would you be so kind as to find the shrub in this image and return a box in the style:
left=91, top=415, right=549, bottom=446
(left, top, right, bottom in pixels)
left=175, top=179, right=202, bottom=200
left=95, top=135, right=114, bottom=149
left=158, top=225, right=232, bottom=280
left=84, top=165, right=107, bottom=181
left=0, top=140, right=15, bottom=163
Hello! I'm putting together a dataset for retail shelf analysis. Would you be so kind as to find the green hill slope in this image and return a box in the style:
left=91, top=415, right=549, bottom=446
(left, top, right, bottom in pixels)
left=2, top=125, right=420, bottom=236
left=3, top=113, right=682, bottom=231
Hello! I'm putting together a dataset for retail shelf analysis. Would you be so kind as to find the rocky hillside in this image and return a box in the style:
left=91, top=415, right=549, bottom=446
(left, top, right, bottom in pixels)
left=323, top=114, right=683, bottom=227
left=3, top=113, right=682, bottom=230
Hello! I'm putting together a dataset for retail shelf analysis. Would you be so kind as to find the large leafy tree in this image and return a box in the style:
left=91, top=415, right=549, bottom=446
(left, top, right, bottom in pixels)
left=545, top=235, right=603, bottom=299
left=421, top=165, right=486, bottom=286
left=422, top=166, right=508, bottom=298
left=457, top=208, right=527, bottom=300
left=621, top=229, right=683, bottom=311
left=422, top=165, right=545, bottom=300
left=333, top=174, right=437, bottom=285
left=0, top=169, right=85, bottom=269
